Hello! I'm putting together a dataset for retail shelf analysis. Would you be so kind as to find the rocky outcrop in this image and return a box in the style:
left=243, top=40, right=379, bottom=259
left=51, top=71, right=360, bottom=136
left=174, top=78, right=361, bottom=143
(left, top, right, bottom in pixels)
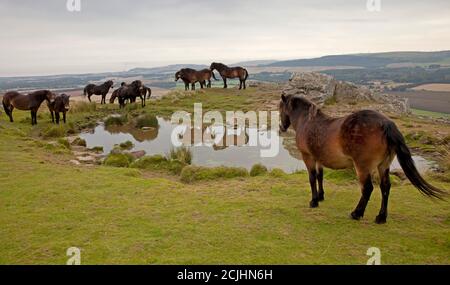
left=282, top=72, right=410, bottom=114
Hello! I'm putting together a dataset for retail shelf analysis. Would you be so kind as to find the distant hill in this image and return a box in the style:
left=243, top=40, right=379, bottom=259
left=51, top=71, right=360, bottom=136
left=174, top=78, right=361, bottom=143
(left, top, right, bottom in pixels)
left=231, top=60, right=278, bottom=67
left=264, top=51, right=450, bottom=68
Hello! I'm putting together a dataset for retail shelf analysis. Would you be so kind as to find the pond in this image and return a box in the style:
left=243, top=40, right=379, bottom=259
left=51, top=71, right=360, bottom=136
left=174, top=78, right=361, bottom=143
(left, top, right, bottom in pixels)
left=79, top=117, right=435, bottom=173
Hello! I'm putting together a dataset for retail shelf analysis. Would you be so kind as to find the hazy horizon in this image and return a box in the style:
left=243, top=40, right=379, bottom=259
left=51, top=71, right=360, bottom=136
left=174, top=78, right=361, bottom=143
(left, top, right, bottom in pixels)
left=1, top=0, right=450, bottom=77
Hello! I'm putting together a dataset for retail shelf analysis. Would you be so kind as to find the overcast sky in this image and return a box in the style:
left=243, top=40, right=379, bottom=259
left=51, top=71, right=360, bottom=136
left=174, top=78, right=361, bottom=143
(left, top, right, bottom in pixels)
left=1, top=0, right=450, bottom=76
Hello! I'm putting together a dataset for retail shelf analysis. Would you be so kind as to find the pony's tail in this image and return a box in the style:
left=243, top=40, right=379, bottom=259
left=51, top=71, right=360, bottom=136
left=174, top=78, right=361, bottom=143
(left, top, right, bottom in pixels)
left=211, top=70, right=218, bottom=81
left=384, top=121, right=447, bottom=200
left=244, top=69, right=249, bottom=81
left=146, top=87, right=152, bottom=99
left=83, top=87, right=87, bottom=96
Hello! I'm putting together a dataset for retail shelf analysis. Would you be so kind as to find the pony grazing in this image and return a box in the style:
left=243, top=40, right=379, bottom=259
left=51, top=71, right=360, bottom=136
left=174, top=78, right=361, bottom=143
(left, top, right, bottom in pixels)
left=279, top=94, right=446, bottom=224
left=117, top=80, right=144, bottom=108
left=83, top=80, right=114, bottom=104
left=210, top=62, right=248, bottom=90
left=2, top=90, right=56, bottom=125
left=48, top=93, right=70, bottom=124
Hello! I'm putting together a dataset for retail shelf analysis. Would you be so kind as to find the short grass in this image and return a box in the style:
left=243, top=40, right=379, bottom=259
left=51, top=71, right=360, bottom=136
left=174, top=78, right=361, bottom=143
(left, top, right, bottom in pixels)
left=411, top=108, right=450, bottom=119
left=0, top=88, right=449, bottom=265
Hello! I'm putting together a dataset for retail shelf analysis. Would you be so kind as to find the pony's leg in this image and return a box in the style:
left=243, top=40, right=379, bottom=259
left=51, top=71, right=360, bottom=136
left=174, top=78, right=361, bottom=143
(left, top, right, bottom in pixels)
left=185, top=83, right=189, bottom=91
left=9, top=108, right=14, bottom=122
left=222, top=77, right=227, bottom=88
left=243, top=79, right=247, bottom=90
left=192, top=83, right=196, bottom=91
left=239, top=80, right=242, bottom=90
left=55, top=112, right=60, bottom=124
left=31, top=110, right=36, bottom=125
left=317, top=164, right=325, bottom=201
left=376, top=167, right=391, bottom=224
left=208, top=80, right=211, bottom=88
left=63, top=112, right=67, bottom=124
left=351, top=166, right=374, bottom=220
left=50, top=111, right=55, bottom=123
left=4, top=104, right=14, bottom=122
left=303, top=154, right=319, bottom=208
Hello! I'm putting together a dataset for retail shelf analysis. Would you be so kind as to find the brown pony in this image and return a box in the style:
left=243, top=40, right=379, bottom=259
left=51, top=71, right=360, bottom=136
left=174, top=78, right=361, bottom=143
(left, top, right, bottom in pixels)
left=279, top=94, right=446, bottom=224
left=117, top=80, right=144, bottom=108
left=48, top=93, right=70, bottom=124
left=2, top=90, right=56, bottom=125
left=175, top=68, right=216, bottom=90
left=83, top=80, right=114, bottom=104
left=210, top=62, right=249, bottom=90
left=110, top=82, right=126, bottom=104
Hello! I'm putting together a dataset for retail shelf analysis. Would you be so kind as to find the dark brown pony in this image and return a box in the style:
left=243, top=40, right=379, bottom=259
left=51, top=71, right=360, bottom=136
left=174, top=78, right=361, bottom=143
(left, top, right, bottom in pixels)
left=83, top=80, right=114, bottom=104
left=210, top=62, right=249, bottom=90
left=279, top=95, right=446, bottom=224
left=117, top=80, right=145, bottom=108
left=48, top=93, right=70, bottom=124
left=110, top=82, right=126, bottom=104
left=2, top=90, right=56, bottom=125
left=175, top=68, right=217, bottom=90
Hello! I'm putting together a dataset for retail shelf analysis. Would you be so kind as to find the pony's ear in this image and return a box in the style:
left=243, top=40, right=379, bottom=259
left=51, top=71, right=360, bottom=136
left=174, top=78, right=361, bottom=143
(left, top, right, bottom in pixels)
left=281, top=94, right=287, bottom=103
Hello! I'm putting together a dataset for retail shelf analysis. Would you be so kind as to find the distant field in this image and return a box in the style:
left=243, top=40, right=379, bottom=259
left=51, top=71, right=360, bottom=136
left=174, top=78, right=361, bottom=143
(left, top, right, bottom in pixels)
left=387, top=90, right=450, bottom=114
left=412, top=83, right=450, bottom=92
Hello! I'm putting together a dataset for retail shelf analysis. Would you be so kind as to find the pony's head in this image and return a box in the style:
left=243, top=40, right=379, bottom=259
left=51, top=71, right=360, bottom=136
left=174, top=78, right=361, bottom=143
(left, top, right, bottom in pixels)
left=209, top=62, right=218, bottom=71
left=44, top=90, right=57, bottom=103
left=279, top=94, right=317, bottom=132
left=175, top=71, right=181, bottom=81
left=105, top=80, right=114, bottom=89
left=60, top=93, right=71, bottom=111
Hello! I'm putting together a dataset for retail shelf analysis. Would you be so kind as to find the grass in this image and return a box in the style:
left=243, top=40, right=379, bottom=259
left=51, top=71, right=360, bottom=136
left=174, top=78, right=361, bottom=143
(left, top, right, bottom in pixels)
left=180, top=165, right=249, bottom=183
left=0, top=87, right=449, bottom=264
left=135, top=114, right=158, bottom=129
left=104, top=115, right=128, bottom=127
left=250, top=163, right=268, bottom=177
left=103, top=153, right=135, bottom=167
left=130, top=155, right=187, bottom=175
left=411, top=108, right=450, bottom=119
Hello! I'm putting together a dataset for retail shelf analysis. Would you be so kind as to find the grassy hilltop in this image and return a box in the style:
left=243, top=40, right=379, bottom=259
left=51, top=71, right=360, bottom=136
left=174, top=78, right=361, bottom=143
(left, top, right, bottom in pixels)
left=0, top=86, right=449, bottom=264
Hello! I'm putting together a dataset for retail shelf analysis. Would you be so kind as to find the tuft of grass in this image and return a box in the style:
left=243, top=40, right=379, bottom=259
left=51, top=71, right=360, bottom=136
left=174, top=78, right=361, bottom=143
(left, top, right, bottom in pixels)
left=72, top=137, right=87, bottom=147
left=89, top=146, right=104, bottom=153
left=41, top=125, right=67, bottom=138
left=57, top=138, right=71, bottom=149
left=69, top=101, right=97, bottom=113
left=135, top=114, right=158, bottom=129
left=250, top=163, right=268, bottom=177
left=130, top=155, right=186, bottom=174
left=103, top=153, right=135, bottom=168
left=119, top=140, right=134, bottom=150
left=167, top=147, right=192, bottom=165
left=104, top=115, right=128, bottom=127
left=269, top=168, right=286, bottom=178
left=180, top=165, right=248, bottom=183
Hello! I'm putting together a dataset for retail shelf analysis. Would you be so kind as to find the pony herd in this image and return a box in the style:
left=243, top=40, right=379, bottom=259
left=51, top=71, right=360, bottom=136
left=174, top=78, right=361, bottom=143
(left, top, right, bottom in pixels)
left=175, top=62, right=249, bottom=90
left=1, top=62, right=248, bottom=126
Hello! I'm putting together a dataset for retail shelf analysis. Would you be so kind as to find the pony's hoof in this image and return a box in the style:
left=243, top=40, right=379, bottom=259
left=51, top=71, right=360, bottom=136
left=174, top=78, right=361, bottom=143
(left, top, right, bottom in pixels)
left=309, top=200, right=319, bottom=208
left=350, top=211, right=363, bottom=220
left=318, top=194, right=325, bottom=202
left=375, top=215, right=387, bottom=224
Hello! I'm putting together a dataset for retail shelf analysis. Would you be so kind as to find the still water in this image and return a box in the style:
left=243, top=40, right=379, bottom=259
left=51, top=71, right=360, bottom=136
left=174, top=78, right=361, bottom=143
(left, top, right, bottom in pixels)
left=80, top=117, right=434, bottom=173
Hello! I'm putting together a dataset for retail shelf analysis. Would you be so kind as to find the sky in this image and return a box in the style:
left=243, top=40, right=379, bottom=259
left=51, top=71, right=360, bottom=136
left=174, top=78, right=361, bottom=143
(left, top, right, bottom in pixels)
left=1, top=0, right=450, bottom=76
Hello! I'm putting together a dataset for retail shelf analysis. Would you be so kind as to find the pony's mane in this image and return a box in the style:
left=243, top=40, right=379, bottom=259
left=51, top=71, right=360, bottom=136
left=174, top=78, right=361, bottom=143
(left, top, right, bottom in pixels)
left=212, top=62, right=228, bottom=69
left=288, top=95, right=325, bottom=119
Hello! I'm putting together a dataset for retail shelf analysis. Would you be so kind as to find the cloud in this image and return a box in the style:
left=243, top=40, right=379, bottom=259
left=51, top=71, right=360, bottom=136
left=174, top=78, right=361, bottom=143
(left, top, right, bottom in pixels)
left=0, top=0, right=449, bottom=76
